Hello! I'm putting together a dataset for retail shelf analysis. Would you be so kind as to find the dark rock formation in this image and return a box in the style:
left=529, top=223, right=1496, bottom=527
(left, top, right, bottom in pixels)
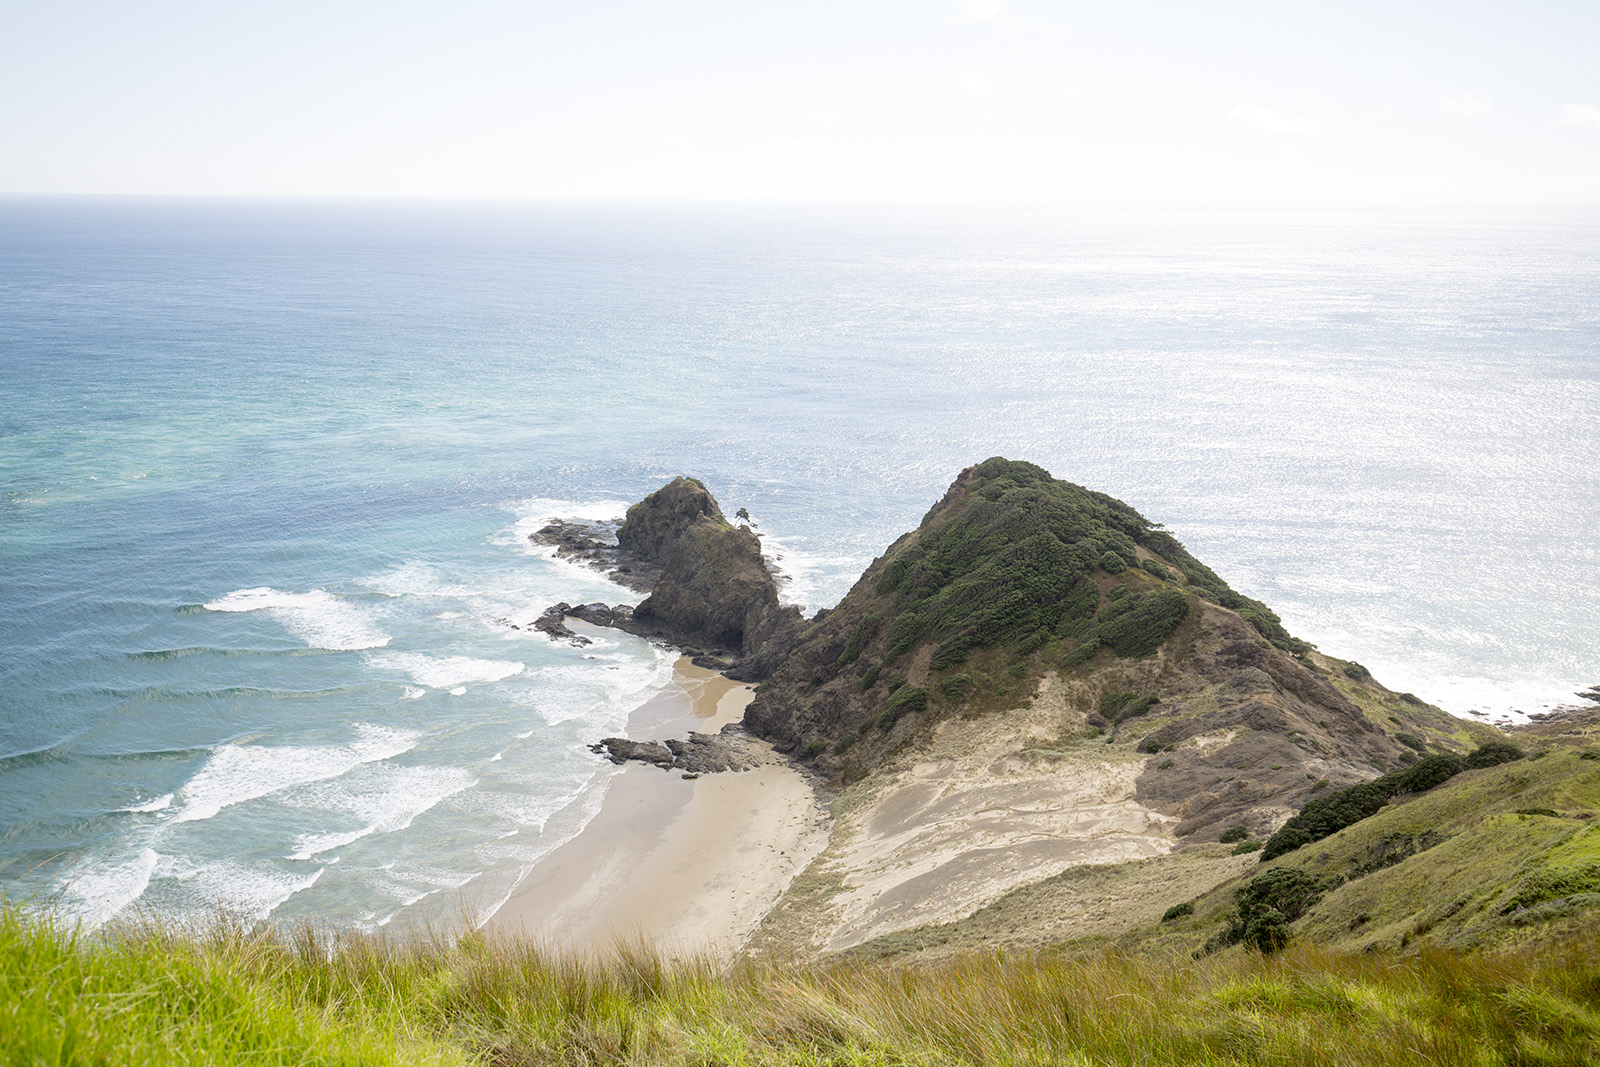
left=615, top=477, right=802, bottom=680
left=526, top=478, right=801, bottom=680
left=533, top=604, right=590, bottom=646
left=589, top=726, right=776, bottom=774
left=530, top=519, right=660, bottom=593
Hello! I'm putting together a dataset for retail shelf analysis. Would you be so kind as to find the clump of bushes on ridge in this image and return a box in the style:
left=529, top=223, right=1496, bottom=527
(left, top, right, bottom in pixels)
left=1204, top=867, right=1326, bottom=955
left=1261, top=744, right=1525, bottom=861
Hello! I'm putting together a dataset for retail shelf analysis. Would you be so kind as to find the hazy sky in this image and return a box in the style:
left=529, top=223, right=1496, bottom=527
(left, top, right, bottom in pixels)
left=3, top=1, right=1597, bottom=204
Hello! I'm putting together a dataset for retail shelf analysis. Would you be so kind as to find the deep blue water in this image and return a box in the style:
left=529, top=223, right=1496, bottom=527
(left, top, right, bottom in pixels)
left=2, top=199, right=1597, bottom=931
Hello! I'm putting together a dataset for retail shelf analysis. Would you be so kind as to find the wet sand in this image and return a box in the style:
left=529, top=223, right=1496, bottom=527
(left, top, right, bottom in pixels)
left=484, top=658, right=829, bottom=959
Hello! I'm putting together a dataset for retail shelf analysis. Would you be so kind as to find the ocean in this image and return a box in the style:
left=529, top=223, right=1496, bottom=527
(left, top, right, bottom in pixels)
left=2, top=199, right=1596, bottom=934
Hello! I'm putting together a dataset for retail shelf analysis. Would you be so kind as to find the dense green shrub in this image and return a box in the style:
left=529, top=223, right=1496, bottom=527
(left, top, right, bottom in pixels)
left=1206, top=868, right=1325, bottom=955
left=1465, top=740, right=1524, bottom=768
left=1140, top=558, right=1174, bottom=581
left=1263, top=746, right=1511, bottom=861
left=1383, top=753, right=1465, bottom=792
left=804, top=740, right=827, bottom=758
left=1343, top=660, right=1372, bottom=679
left=832, top=735, right=855, bottom=755
left=868, top=457, right=1307, bottom=673
left=1099, top=691, right=1158, bottom=724
left=941, top=673, right=973, bottom=699
left=1219, top=825, right=1250, bottom=844
left=878, top=685, right=928, bottom=730
left=1395, top=732, right=1427, bottom=751
left=859, top=665, right=881, bottom=690
left=1090, top=589, right=1190, bottom=658
left=1060, top=638, right=1101, bottom=670
left=1232, top=840, right=1264, bottom=855
left=1161, top=902, right=1195, bottom=922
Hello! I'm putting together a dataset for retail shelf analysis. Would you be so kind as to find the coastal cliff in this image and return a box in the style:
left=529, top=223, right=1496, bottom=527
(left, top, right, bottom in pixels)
left=616, top=477, right=803, bottom=680
left=528, top=476, right=802, bottom=679
left=538, top=460, right=1588, bottom=961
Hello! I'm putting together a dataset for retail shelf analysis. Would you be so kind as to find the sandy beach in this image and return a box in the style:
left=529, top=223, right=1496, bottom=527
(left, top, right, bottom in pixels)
left=484, top=658, right=830, bottom=958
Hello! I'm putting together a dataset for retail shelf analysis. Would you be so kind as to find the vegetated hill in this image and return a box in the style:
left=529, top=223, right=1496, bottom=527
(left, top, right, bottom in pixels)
left=742, top=458, right=1502, bottom=956
left=1125, top=708, right=1600, bottom=960
left=745, top=457, right=1490, bottom=835
left=844, top=711, right=1600, bottom=964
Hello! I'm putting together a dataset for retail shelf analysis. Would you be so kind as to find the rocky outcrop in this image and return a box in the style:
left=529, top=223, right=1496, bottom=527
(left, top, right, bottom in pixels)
left=526, top=478, right=803, bottom=680
left=589, top=726, right=783, bottom=774
left=615, top=477, right=803, bottom=680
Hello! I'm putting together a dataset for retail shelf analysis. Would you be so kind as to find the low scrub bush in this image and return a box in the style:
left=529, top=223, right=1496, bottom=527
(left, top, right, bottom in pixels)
left=859, top=665, right=881, bottom=690
left=1140, top=558, right=1174, bottom=581
left=1100, top=691, right=1158, bottom=724
left=1205, top=868, right=1325, bottom=955
left=835, top=614, right=881, bottom=667
left=877, top=685, right=927, bottom=731
left=1465, top=740, right=1524, bottom=768
left=1263, top=743, right=1516, bottom=860
left=1231, top=840, right=1264, bottom=855
left=1219, top=825, right=1250, bottom=844
left=941, top=673, right=973, bottom=699
left=1161, top=902, right=1195, bottom=922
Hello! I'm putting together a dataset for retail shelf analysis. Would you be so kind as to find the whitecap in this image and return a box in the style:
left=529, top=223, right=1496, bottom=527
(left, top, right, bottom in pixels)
left=401, top=686, right=426, bottom=700
left=59, top=847, right=160, bottom=930
left=364, top=561, right=480, bottom=600
left=170, top=724, right=419, bottom=824
left=177, top=861, right=326, bottom=922
left=283, top=763, right=478, bottom=859
left=121, top=793, right=174, bottom=813
left=365, top=651, right=524, bottom=689
left=203, top=587, right=390, bottom=650
left=756, top=531, right=865, bottom=613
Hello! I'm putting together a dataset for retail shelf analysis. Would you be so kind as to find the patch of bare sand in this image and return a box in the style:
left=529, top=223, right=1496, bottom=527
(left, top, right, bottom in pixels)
left=844, top=845, right=1259, bottom=961
left=760, top=674, right=1185, bottom=954
left=484, top=658, right=830, bottom=959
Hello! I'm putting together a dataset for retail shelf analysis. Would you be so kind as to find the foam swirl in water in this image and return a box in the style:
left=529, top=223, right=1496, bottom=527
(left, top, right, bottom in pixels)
left=203, top=587, right=390, bottom=650
left=171, top=724, right=419, bottom=824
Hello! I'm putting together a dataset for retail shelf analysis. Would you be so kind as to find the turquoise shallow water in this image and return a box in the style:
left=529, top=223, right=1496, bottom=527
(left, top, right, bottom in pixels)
left=2, top=200, right=1597, bottom=932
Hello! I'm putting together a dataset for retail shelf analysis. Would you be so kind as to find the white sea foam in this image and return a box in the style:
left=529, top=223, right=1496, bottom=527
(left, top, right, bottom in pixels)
left=203, top=587, right=390, bottom=650
left=365, top=651, right=524, bottom=689
left=122, top=793, right=174, bottom=813
left=176, top=861, right=326, bottom=922
left=171, top=724, right=419, bottom=824
left=507, top=495, right=634, bottom=529
left=60, top=847, right=161, bottom=930
left=284, top=763, right=477, bottom=860
left=755, top=530, right=862, bottom=613
left=402, top=686, right=426, bottom=700
left=365, top=561, right=481, bottom=600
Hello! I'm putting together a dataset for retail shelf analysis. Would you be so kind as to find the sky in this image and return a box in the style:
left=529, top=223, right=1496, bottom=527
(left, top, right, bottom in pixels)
left=2, top=1, right=1598, bottom=204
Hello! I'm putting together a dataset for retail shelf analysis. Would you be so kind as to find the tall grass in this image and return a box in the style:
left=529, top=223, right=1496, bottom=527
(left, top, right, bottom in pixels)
left=5, top=904, right=1598, bottom=1066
